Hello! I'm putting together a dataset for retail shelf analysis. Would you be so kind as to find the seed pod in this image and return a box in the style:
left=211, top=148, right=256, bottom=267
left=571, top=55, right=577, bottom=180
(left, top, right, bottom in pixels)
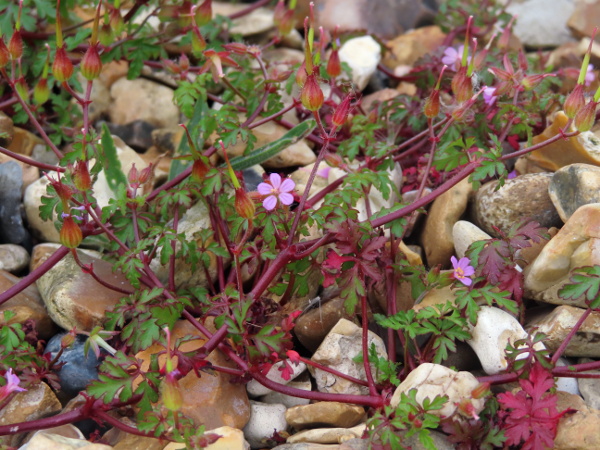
left=60, top=215, right=83, bottom=249
left=80, top=45, right=102, bottom=80
left=300, top=74, right=324, bottom=111
left=53, top=46, right=74, bottom=82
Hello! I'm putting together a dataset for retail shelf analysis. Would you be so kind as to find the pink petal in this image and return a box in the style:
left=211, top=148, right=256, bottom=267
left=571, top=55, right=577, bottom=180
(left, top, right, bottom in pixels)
left=450, top=256, right=459, bottom=269
left=257, top=182, right=273, bottom=195
left=279, top=178, right=295, bottom=193
left=263, top=195, right=277, bottom=210
left=459, top=277, right=473, bottom=287
left=269, top=173, right=282, bottom=189
left=279, top=192, right=294, bottom=205
left=463, top=266, right=475, bottom=277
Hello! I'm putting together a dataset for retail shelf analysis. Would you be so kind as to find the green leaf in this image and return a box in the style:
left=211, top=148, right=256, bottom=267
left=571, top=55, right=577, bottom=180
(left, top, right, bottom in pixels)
left=227, top=119, right=316, bottom=171
left=169, top=99, right=208, bottom=180
left=99, top=124, right=128, bottom=194
left=559, top=266, right=600, bottom=309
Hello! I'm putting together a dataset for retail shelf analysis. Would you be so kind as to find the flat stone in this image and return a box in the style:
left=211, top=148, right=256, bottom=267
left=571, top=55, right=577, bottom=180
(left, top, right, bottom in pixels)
left=243, top=401, right=288, bottom=449
left=0, top=382, right=62, bottom=448
left=247, top=360, right=307, bottom=397
left=567, top=0, right=600, bottom=39
left=105, top=120, right=155, bottom=152
left=8, top=127, right=43, bottom=157
left=360, top=88, right=401, bottom=114
left=162, top=426, right=249, bottom=450
left=35, top=245, right=133, bottom=331
left=452, top=220, right=492, bottom=259
left=577, top=359, right=600, bottom=409
left=309, top=319, right=387, bottom=396
left=109, top=430, right=165, bottom=450
left=338, top=36, right=381, bottom=91
left=285, top=402, right=365, bottom=430
left=151, top=126, right=184, bottom=154
left=549, top=163, right=600, bottom=222
left=0, top=151, right=39, bottom=192
left=0, top=244, right=29, bottom=273
left=19, top=432, right=113, bottom=449
left=473, top=173, right=561, bottom=238
left=390, top=363, right=485, bottom=420
left=529, top=111, right=600, bottom=171
left=261, top=379, right=312, bottom=408
left=554, top=404, right=600, bottom=450
left=109, top=78, right=180, bottom=128
left=287, top=424, right=366, bottom=444
left=0, top=269, right=55, bottom=339
left=213, top=2, right=274, bottom=36
left=24, top=177, right=60, bottom=242
left=289, top=162, right=331, bottom=199
left=524, top=204, right=600, bottom=306
left=420, top=178, right=472, bottom=268
left=383, top=26, right=446, bottom=69
left=532, top=305, right=600, bottom=357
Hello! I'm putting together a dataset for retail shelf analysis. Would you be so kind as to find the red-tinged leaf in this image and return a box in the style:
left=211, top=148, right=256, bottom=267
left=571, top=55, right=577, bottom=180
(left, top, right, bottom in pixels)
left=508, top=221, right=549, bottom=249
left=498, top=265, right=524, bottom=304
left=475, top=240, right=510, bottom=284
left=359, top=236, right=387, bottom=261
left=279, top=360, right=293, bottom=381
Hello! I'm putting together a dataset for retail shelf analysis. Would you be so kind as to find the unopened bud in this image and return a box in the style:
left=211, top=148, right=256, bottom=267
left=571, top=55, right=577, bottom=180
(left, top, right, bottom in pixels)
left=564, top=84, right=585, bottom=119
left=98, top=24, right=113, bottom=47
left=194, top=0, right=212, bottom=27
left=109, top=9, right=124, bottom=36
left=423, top=90, right=440, bottom=118
left=332, top=94, right=353, bottom=127
left=15, top=77, right=28, bottom=100
left=451, top=66, right=473, bottom=103
left=274, top=0, right=285, bottom=25
left=51, top=179, right=73, bottom=206
left=471, top=382, right=491, bottom=399
left=34, top=78, right=50, bottom=105
left=235, top=188, right=255, bottom=220
left=0, top=39, right=10, bottom=68
left=60, top=215, right=83, bottom=249
left=522, top=73, right=552, bottom=91
left=326, top=49, right=341, bottom=78
left=8, top=31, right=22, bottom=60
left=191, top=158, right=210, bottom=182
left=80, top=45, right=102, bottom=80
left=61, top=332, right=76, bottom=349
left=324, top=151, right=343, bottom=167
left=277, top=9, right=295, bottom=36
left=574, top=100, right=597, bottom=132
left=161, top=372, right=183, bottom=411
left=73, top=161, right=92, bottom=191
left=53, top=46, right=74, bottom=83
left=300, top=74, right=324, bottom=111
left=191, top=27, right=207, bottom=54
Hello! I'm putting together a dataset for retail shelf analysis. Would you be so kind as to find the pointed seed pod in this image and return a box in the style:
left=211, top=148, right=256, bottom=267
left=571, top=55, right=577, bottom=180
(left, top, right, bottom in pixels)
left=235, top=188, right=255, bottom=221
left=300, top=74, right=324, bottom=111
left=326, top=48, right=341, bottom=78
left=80, top=45, right=102, bottom=80
left=564, top=84, right=586, bottom=119
left=73, top=160, right=92, bottom=191
left=53, top=46, right=74, bottom=82
left=34, top=78, right=50, bottom=105
left=574, top=100, right=597, bottom=132
left=194, top=0, right=212, bottom=27
left=60, top=215, right=83, bottom=249
left=332, top=94, right=353, bottom=127
left=8, top=31, right=22, bottom=60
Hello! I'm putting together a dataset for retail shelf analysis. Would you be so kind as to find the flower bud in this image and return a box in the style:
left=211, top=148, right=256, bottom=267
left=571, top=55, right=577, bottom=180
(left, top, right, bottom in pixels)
left=278, top=9, right=295, bottom=36
left=194, top=0, right=212, bottom=27
left=326, top=49, right=341, bottom=78
left=300, top=74, right=324, bottom=111
left=423, top=89, right=440, bottom=118
left=223, top=42, right=247, bottom=55
left=522, top=73, right=552, bottom=91
left=60, top=215, right=83, bottom=249
left=273, top=1, right=285, bottom=26
left=73, top=161, right=92, bottom=191
left=15, top=77, right=28, bottom=100
left=80, top=45, right=102, bottom=80
left=161, top=372, right=183, bottom=411
left=61, top=331, right=76, bottom=349
left=324, top=151, right=343, bottom=167
left=53, top=46, right=74, bottom=83
left=34, top=78, right=50, bottom=105
left=191, top=27, right=207, bottom=54
left=109, top=9, right=124, bottom=36
left=332, top=94, right=353, bottom=127
left=235, top=188, right=255, bottom=220
left=574, top=100, right=597, bottom=132
left=50, top=178, right=73, bottom=206
left=451, top=66, right=473, bottom=103
left=8, top=31, right=22, bottom=60
left=98, top=24, right=113, bottom=47
left=191, top=158, right=210, bottom=182
left=564, top=84, right=585, bottom=119
left=295, top=62, right=307, bottom=87
left=0, top=39, right=10, bottom=68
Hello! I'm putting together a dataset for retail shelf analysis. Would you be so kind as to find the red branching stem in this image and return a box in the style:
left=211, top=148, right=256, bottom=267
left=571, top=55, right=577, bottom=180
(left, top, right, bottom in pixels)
left=0, top=409, right=84, bottom=436
left=70, top=251, right=134, bottom=296
left=0, top=246, right=69, bottom=307
left=0, top=145, right=65, bottom=172
left=94, top=409, right=161, bottom=438
left=361, top=295, right=379, bottom=397
left=551, top=307, right=592, bottom=364
left=249, top=247, right=292, bottom=300
left=298, top=356, right=371, bottom=387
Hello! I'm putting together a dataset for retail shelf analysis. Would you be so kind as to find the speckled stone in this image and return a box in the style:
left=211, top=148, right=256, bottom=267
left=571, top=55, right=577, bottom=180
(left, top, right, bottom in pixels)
left=549, top=164, right=600, bottom=222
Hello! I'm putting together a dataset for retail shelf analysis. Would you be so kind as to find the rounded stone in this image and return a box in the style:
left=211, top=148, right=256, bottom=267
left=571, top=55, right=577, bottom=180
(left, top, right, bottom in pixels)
left=473, top=173, right=562, bottom=238
left=549, top=163, right=600, bottom=222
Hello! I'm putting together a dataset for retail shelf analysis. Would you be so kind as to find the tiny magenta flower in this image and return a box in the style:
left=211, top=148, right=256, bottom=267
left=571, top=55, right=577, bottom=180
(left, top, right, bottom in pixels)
left=301, top=74, right=324, bottom=111
left=326, top=48, right=341, bottom=78
left=451, top=256, right=475, bottom=286
left=235, top=188, right=256, bottom=220
left=73, top=160, right=92, bottom=191
left=60, top=215, right=83, bottom=249
left=80, top=45, right=102, bottom=80
left=574, top=100, right=598, bottom=132
left=482, top=86, right=497, bottom=107
left=564, top=84, right=585, bottom=119
left=0, top=368, right=26, bottom=401
left=8, top=31, right=23, bottom=60
left=257, top=173, right=295, bottom=210
left=53, top=46, right=74, bottom=83
left=194, top=0, right=212, bottom=27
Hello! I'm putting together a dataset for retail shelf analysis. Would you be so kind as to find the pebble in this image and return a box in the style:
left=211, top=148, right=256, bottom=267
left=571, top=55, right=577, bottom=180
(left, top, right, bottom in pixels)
left=473, top=173, right=561, bottom=238
left=247, top=360, right=307, bottom=397
left=0, top=244, right=29, bottom=273
left=261, top=379, right=312, bottom=408
left=213, top=2, right=274, bottom=36
left=18, top=432, right=113, bottom=450
left=576, top=359, right=600, bottom=408
left=452, top=220, right=492, bottom=259
left=242, top=401, right=288, bottom=449
left=24, top=177, right=60, bottom=243
left=0, top=161, right=29, bottom=245
left=0, top=151, right=39, bottom=193
left=285, top=402, right=365, bottom=431
left=104, top=119, right=155, bottom=152
left=309, top=319, right=387, bottom=396
left=338, top=36, right=381, bottom=91
left=44, top=332, right=102, bottom=398
left=383, top=25, right=446, bottom=70
left=548, top=163, right=600, bottom=222
left=420, top=178, right=472, bottom=268
left=34, top=244, right=133, bottom=332
left=568, top=0, right=600, bottom=39
left=287, top=424, right=366, bottom=444
left=0, top=111, right=14, bottom=147
left=8, top=127, right=44, bottom=157
left=294, top=296, right=352, bottom=353
left=389, top=363, right=485, bottom=420
left=554, top=401, right=600, bottom=449
left=162, top=426, right=250, bottom=450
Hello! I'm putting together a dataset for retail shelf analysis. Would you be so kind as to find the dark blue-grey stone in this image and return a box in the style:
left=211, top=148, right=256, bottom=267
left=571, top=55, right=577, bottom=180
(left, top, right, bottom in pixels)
left=243, top=166, right=264, bottom=192
left=0, top=161, right=29, bottom=245
left=102, top=119, right=155, bottom=152
left=45, top=332, right=102, bottom=397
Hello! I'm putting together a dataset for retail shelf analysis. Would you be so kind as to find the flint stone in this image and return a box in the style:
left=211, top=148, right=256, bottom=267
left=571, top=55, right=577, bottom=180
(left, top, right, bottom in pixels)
left=0, top=161, right=28, bottom=245
left=104, top=119, right=155, bottom=152
left=577, top=359, right=600, bottom=409
left=549, top=163, right=600, bottom=222
left=554, top=403, right=600, bottom=450
left=473, top=173, right=561, bottom=238
left=338, top=36, right=381, bottom=91
left=213, top=2, right=274, bottom=36
left=261, top=379, right=312, bottom=408
left=242, top=401, right=288, bottom=449
left=309, top=319, right=386, bottom=396
left=294, top=296, right=353, bottom=352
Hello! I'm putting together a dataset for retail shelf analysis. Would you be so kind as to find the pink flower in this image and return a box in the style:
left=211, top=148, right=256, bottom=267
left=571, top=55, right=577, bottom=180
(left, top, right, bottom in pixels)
left=585, top=64, right=595, bottom=87
left=0, top=368, right=26, bottom=400
left=257, top=173, right=295, bottom=210
left=442, top=45, right=470, bottom=70
left=483, top=86, right=497, bottom=106
left=451, top=256, right=475, bottom=286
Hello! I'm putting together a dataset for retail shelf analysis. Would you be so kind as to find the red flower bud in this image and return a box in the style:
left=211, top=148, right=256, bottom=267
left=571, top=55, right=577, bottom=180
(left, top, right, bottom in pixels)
left=301, top=74, right=324, bottom=111
left=423, top=89, right=440, bottom=118
left=191, top=158, right=210, bottom=182
left=574, top=100, right=597, bottom=132
left=0, top=39, right=10, bottom=68
left=451, top=67, right=473, bottom=103
left=53, top=46, right=74, bottom=83
left=34, top=78, right=50, bottom=105
left=8, top=31, right=22, bottom=60
left=326, top=49, right=341, bottom=78
left=80, top=45, right=102, bottom=80
left=235, top=188, right=255, bottom=220
left=194, top=0, right=212, bottom=27
left=73, top=161, right=92, bottom=191
left=564, top=84, right=586, bottom=119
left=277, top=9, right=295, bottom=36
left=324, top=151, right=343, bottom=168
left=295, top=61, right=307, bottom=87
left=161, top=372, right=183, bottom=411
left=60, top=215, right=83, bottom=249
left=332, top=94, right=353, bottom=127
